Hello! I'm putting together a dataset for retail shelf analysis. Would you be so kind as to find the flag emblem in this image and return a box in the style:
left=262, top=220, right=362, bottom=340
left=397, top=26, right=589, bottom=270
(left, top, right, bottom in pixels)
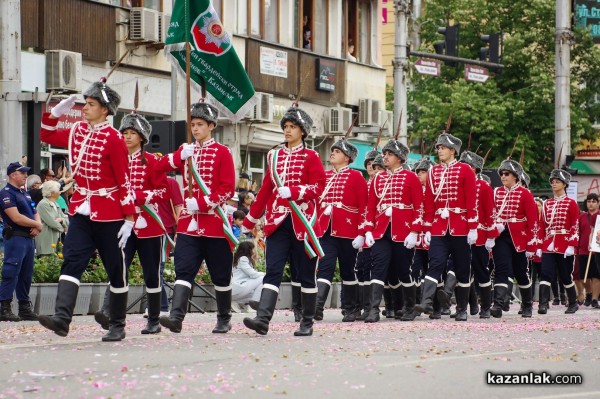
left=191, top=6, right=231, bottom=56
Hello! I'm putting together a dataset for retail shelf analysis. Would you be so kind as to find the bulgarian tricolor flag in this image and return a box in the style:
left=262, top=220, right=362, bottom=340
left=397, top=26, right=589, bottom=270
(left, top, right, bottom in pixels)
left=165, top=0, right=257, bottom=122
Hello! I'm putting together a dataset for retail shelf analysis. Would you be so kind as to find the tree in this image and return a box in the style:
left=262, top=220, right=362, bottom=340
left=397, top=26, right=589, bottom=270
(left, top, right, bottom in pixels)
left=407, top=0, right=600, bottom=188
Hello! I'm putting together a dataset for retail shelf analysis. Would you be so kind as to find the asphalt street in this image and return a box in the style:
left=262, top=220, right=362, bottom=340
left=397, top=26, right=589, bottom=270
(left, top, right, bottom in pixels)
left=0, top=305, right=598, bottom=399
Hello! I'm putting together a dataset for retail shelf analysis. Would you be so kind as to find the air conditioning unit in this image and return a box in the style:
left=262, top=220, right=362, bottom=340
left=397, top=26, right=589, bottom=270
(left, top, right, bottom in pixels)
left=246, top=92, right=273, bottom=123
left=379, top=110, right=394, bottom=136
left=129, top=7, right=160, bottom=42
left=326, top=107, right=353, bottom=135
left=158, top=14, right=171, bottom=43
left=358, top=98, right=380, bottom=127
left=45, top=50, right=82, bottom=92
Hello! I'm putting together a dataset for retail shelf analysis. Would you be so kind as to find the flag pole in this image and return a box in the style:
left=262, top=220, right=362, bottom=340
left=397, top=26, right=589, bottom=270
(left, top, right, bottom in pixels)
left=184, top=0, right=193, bottom=197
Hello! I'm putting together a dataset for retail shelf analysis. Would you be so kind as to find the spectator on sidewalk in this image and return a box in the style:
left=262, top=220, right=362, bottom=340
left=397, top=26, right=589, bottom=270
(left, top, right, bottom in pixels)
left=232, top=241, right=264, bottom=311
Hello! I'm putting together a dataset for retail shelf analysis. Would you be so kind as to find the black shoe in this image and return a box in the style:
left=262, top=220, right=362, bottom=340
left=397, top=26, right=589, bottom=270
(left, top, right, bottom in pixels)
left=248, top=300, right=259, bottom=311
left=564, top=286, right=579, bottom=314
left=538, top=284, right=550, bottom=315
left=479, top=308, right=491, bottom=319
left=399, top=286, right=418, bottom=321
left=341, top=284, right=359, bottom=322
left=415, top=280, right=437, bottom=315
left=364, top=284, right=384, bottom=323
left=159, top=284, right=191, bottom=333
left=18, top=301, right=38, bottom=321
left=584, top=294, right=592, bottom=307
left=453, top=286, right=469, bottom=322
left=38, top=315, right=69, bottom=337
left=552, top=297, right=560, bottom=306
left=141, top=320, right=162, bottom=334
left=94, top=311, right=110, bottom=330
left=159, top=316, right=182, bottom=333
left=592, top=299, right=599, bottom=308
left=0, top=300, right=20, bottom=322
left=38, top=279, right=79, bottom=337
left=291, top=284, right=302, bottom=322
left=519, top=287, right=533, bottom=318
left=314, top=281, right=330, bottom=322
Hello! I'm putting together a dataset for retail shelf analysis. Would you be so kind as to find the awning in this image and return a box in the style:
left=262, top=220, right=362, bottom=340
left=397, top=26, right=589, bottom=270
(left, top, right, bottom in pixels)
left=570, top=160, right=600, bottom=175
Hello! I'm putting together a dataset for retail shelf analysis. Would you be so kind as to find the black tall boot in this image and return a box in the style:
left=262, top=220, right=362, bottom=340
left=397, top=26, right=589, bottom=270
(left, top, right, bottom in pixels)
left=392, top=287, right=404, bottom=319
left=469, top=285, right=479, bottom=316
left=479, top=285, right=492, bottom=319
left=437, top=272, right=457, bottom=310
left=314, top=281, right=330, bottom=321
left=383, top=287, right=394, bottom=318
left=400, top=285, right=418, bottom=321
left=291, top=284, right=302, bottom=322
left=212, top=289, right=232, bottom=333
left=364, top=283, right=385, bottom=323
left=17, top=300, right=38, bottom=321
left=102, top=291, right=128, bottom=342
left=295, top=291, right=317, bottom=336
left=141, top=291, right=162, bottom=334
left=342, top=284, right=358, bottom=322
left=94, top=285, right=111, bottom=330
left=244, top=288, right=278, bottom=335
left=160, top=283, right=191, bottom=333
left=490, top=285, right=508, bottom=318
left=503, top=280, right=513, bottom=312
left=565, top=286, right=579, bottom=314
left=0, top=300, right=20, bottom=322
left=357, top=284, right=364, bottom=317
left=454, top=286, right=469, bottom=321
left=537, top=284, right=550, bottom=314
left=429, top=288, right=442, bottom=319
left=520, top=286, right=533, bottom=318
left=356, top=284, right=371, bottom=321
left=415, top=279, right=438, bottom=315
left=38, top=279, right=79, bottom=337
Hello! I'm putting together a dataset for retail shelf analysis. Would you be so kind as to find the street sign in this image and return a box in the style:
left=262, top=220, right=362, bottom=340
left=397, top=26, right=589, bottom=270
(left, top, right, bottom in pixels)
left=464, top=64, right=489, bottom=82
left=414, top=58, right=441, bottom=77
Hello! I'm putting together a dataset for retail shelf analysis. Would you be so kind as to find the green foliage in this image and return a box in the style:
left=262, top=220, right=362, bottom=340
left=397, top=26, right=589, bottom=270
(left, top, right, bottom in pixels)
left=407, top=0, right=600, bottom=188
left=32, top=255, right=63, bottom=283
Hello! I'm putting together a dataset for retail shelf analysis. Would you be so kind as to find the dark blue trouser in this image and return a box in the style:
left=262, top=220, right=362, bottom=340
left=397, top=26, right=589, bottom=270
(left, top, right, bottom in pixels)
left=355, top=248, right=372, bottom=283
left=0, top=236, right=35, bottom=301
left=264, top=216, right=317, bottom=289
left=317, top=232, right=358, bottom=283
left=412, top=248, right=429, bottom=282
left=471, top=245, right=491, bottom=285
left=427, top=232, right=471, bottom=285
left=174, top=234, right=232, bottom=287
left=541, top=253, right=574, bottom=288
left=158, top=232, right=175, bottom=311
left=371, top=228, right=416, bottom=286
left=491, top=229, right=530, bottom=287
left=123, top=233, right=162, bottom=290
left=61, top=214, right=128, bottom=287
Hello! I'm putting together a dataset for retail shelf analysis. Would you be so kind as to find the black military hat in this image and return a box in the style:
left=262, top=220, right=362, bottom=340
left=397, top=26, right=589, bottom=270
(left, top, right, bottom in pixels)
left=498, top=159, right=524, bottom=179
left=364, top=150, right=380, bottom=169
left=435, top=132, right=462, bottom=155
left=459, top=150, right=484, bottom=172
left=549, top=168, right=571, bottom=186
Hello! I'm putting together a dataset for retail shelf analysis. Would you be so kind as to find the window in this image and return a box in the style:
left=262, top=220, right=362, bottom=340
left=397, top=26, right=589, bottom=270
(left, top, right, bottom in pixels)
left=264, top=0, right=278, bottom=42
left=345, top=0, right=376, bottom=64
left=313, top=0, right=328, bottom=54
left=240, top=149, right=267, bottom=188
left=236, top=0, right=262, bottom=37
left=124, top=0, right=162, bottom=11
left=237, top=0, right=248, bottom=35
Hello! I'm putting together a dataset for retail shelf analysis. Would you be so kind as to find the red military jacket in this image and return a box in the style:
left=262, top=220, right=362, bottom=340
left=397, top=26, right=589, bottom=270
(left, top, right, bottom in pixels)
left=40, top=113, right=135, bottom=221
left=244, top=144, right=326, bottom=239
left=317, top=166, right=368, bottom=239
left=156, top=138, right=235, bottom=238
left=424, top=160, right=477, bottom=236
left=128, top=150, right=169, bottom=238
left=415, top=185, right=430, bottom=250
left=475, top=177, right=499, bottom=246
left=493, top=184, right=539, bottom=252
left=365, top=167, right=423, bottom=242
left=540, top=195, right=580, bottom=254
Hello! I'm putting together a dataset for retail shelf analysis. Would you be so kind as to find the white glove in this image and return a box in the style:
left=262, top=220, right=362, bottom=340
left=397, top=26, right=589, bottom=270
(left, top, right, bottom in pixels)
left=278, top=186, right=292, bottom=199
left=185, top=197, right=199, bottom=212
left=485, top=238, right=495, bottom=251
left=117, top=220, right=134, bottom=249
left=180, top=144, right=195, bottom=161
left=564, top=246, right=575, bottom=258
left=536, top=249, right=542, bottom=258
left=423, top=232, right=431, bottom=246
left=495, top=223, right=505, bottom=233
left=365, top=232, right=375, bottom=248
left=385, top=207, right=393, bottom=216
left=323, top=205, right=332, bottom=216
left=547, top=242, right=555, bottom=252
left=242, top=226, right=251, bottom=234
left=467, top=229, right=478, bottom=245
left=51, top=94, right=77, bottom=118
left=404, top=232, right=418, bottom=249
left=352, top=235, right=365, bottom=249
left=525, top=251, right=535, bottom=259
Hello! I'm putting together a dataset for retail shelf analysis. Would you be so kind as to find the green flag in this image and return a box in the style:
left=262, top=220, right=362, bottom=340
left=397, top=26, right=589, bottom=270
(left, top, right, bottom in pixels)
left=166, top=0, right=257, bottom=122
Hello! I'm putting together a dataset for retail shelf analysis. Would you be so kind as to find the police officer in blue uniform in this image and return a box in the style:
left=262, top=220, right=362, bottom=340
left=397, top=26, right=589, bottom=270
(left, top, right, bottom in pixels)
left=0, top=162, right=43, bottom=322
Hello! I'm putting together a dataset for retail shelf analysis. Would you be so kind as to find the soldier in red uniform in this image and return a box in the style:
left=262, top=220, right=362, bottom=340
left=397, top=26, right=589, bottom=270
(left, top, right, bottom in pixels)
left=314, top=139, right=368, bottom=322
left=94, top=113, right=169, bottom=335
left=538, top=169, right=580, bottom=314
left=38, top=81, right=136, bottom=341
left=457, top=151, right=497, bottom=318
left=415, top=132, right=478, bottom=321
left=156, top=102, right=236, bottom=334
left=354, top=149, right=380, bottom=320
left=243, top=106, right=326, bottom=336
left=363, top=139, right=423, bottom=322
left=490, top=159, right=539, bottom=318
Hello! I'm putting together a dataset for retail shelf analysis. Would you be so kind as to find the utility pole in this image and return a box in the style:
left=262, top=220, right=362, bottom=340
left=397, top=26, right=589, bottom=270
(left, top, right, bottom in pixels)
left=555, top=0, right=573, bottom=167
left=393, top=0, right=410, bottom=145
left=410, top=0, right=422, bottom=52
left=0, top=0, right=23, bottom=183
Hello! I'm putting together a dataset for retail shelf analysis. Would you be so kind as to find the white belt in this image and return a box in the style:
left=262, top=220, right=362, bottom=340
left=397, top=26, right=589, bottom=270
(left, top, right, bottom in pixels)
left=322, top=202, right=358, bottom=213
left=549, top=229, right=568, bottom=235
left=435, top=207, right=466, bottom=214
left=76, top=186, right=118, bottom=197
left=497, top=217, right=526, bottom=223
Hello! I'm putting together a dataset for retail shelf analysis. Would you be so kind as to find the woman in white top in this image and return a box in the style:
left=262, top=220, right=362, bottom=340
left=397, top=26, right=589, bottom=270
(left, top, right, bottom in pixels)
left=232, top=241, right=264, bottom=308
